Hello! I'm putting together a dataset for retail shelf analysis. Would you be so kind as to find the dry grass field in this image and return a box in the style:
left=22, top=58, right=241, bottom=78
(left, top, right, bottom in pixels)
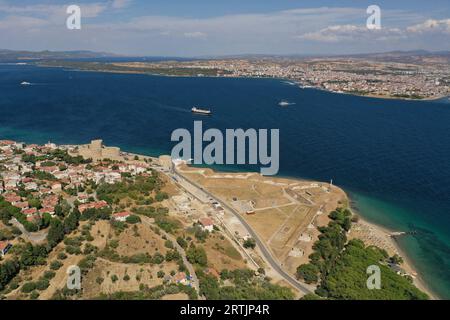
left=179, top=165, right=347, bottom=276
left=200, top=232, right=247, bottom=272
left=81, top=258, right=178, bottom=298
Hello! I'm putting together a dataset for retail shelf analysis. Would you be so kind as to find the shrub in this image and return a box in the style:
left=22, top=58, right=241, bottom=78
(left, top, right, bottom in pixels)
left=164, top=240, right=174, bottom=249
left=126, top=215, right=141, bottom=224
left=57, top=252, right=68, bottom=260
left=50, top=260, right=63, bottom=270
left=30, top=291, right=40, bottom=300
left=43, top=271, right=56, bottom=280
left=21, top=282, right=37, bottom=293
left=36, top=279, right=50, bottom=291
left=152, top=252, right=165, bottom=265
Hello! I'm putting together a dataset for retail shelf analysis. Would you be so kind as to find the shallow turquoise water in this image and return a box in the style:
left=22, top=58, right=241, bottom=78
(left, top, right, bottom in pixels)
left=0, top=63, right=449, bottom=298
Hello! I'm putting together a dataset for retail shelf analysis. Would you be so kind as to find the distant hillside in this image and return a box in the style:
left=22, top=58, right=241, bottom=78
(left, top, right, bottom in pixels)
left=206, top=50, right=450, bottom=63
left=333, top=50, right=450, bottom=63
left=0, top=49, right=121, bottom=61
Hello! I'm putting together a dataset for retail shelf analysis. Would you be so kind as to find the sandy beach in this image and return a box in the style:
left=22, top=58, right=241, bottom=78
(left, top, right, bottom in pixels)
left=349, top=216, right=438, bottom=299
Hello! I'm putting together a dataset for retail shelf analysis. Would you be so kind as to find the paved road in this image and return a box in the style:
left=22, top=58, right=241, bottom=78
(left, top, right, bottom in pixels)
left=10, top=218, right=48, bottom=243
left=171, top=167, right=314, bottom=295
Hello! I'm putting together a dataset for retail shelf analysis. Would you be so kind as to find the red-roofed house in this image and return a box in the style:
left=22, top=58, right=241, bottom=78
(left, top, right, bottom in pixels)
left=0, top=140, right=15, bottom=146
left=77, top=194, right=89, bottom=203
left=78, top=200, right=109, bottom=213
left=199, top=217, right=214, bottom=232
left=172, top=272, right=189, bottom=285
left=14, top=201, right=29, bottom=209
left=4, top=193, right=21, bottom=204
left=39, top=207, right=55, bottom=215
left=42, top=194, right=59, bottom=207
left=51, top=182, right=62, bottom=192
left=112, top=211, right=131, bottom=222
left=22, top=207, right=37, bottom=216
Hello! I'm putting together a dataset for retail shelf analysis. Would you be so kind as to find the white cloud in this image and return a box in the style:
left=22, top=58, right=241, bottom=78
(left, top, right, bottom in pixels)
left=0, top=3, right=448, bottom=56
left=407, top=19, right=450, bottom=34
left=298, top=24, right=404, bottom=42
left=296, top=19, right=450, bottom=44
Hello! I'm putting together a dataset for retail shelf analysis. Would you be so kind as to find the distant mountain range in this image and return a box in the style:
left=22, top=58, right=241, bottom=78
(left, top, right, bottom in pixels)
left=332, top=50, right=450, bottom=63
left=1, top=49, right=449, bottom=63
left=0, top=49, right=120, bottom=61
left=208, top=50, right=450, bottom=60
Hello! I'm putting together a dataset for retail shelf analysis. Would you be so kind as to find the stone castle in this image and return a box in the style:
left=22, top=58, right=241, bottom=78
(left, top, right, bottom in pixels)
left=72, top=139, right=122, bottom=161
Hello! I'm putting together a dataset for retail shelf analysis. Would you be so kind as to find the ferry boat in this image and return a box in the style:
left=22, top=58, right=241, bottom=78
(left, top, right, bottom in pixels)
left=191, top=107, right=212, bottom=115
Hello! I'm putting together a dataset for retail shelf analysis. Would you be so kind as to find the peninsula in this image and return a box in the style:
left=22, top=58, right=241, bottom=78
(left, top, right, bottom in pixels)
left=37, top=50, right=450, bottom=101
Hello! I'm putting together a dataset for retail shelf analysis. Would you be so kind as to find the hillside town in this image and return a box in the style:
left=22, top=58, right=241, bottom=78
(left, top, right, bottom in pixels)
left=0, top=139, right=148, bottom=227
left=0, top=139, right=295, bottom=300
left=110, top=56, right=450, bottom=100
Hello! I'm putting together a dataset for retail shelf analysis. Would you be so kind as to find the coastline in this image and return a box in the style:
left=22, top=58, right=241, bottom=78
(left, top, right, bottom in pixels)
left=117, top=150, right=438, bottom=299
left=35, top=63, right=449, bottom=102
left=1, top=135, right=437, bottom=299
left=349, top=209, right=438, bottom=299
left=299, top=83, right=449, bottom=102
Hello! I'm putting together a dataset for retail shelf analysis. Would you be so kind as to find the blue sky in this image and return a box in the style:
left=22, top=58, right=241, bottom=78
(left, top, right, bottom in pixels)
left=1, top=0, right=450, bottom=56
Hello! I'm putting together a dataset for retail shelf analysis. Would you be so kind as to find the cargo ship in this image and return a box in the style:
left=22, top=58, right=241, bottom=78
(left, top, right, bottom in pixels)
left=191, top=107, right=212, bottom=115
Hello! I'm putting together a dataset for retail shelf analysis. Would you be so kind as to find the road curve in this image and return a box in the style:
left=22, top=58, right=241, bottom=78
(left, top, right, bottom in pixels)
left=10, top=218, right=48, bottom=243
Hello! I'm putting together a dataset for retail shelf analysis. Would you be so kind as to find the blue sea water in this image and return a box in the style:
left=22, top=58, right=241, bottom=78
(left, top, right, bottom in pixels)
left=1, top=63, right=450, bottom=298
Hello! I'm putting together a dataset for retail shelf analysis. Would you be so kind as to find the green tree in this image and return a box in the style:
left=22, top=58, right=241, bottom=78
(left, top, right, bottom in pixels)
left=296, top=264, right=319, bottom=284
left=186, top=245, right=207, bottom=267
left=0, top=260, right=21, bottom=291
left=63, top=210, right=80, bottom=234
left=47, top=219, right=65, bottom=248
left=176, top=236, right=187, bottom=248
left=243, top=238, right=256, bottom=249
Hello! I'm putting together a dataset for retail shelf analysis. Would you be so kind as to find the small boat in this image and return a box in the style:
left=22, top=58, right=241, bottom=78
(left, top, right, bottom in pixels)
left=192, top=107, right=212, bottom=115
left=278, top=100, right=295, bottom=107
left=20, top=81, right=31, bottom=86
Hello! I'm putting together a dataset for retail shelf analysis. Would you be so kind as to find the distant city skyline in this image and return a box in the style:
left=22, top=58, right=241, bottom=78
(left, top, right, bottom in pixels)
left=1, top=0, right=450, bottom=57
